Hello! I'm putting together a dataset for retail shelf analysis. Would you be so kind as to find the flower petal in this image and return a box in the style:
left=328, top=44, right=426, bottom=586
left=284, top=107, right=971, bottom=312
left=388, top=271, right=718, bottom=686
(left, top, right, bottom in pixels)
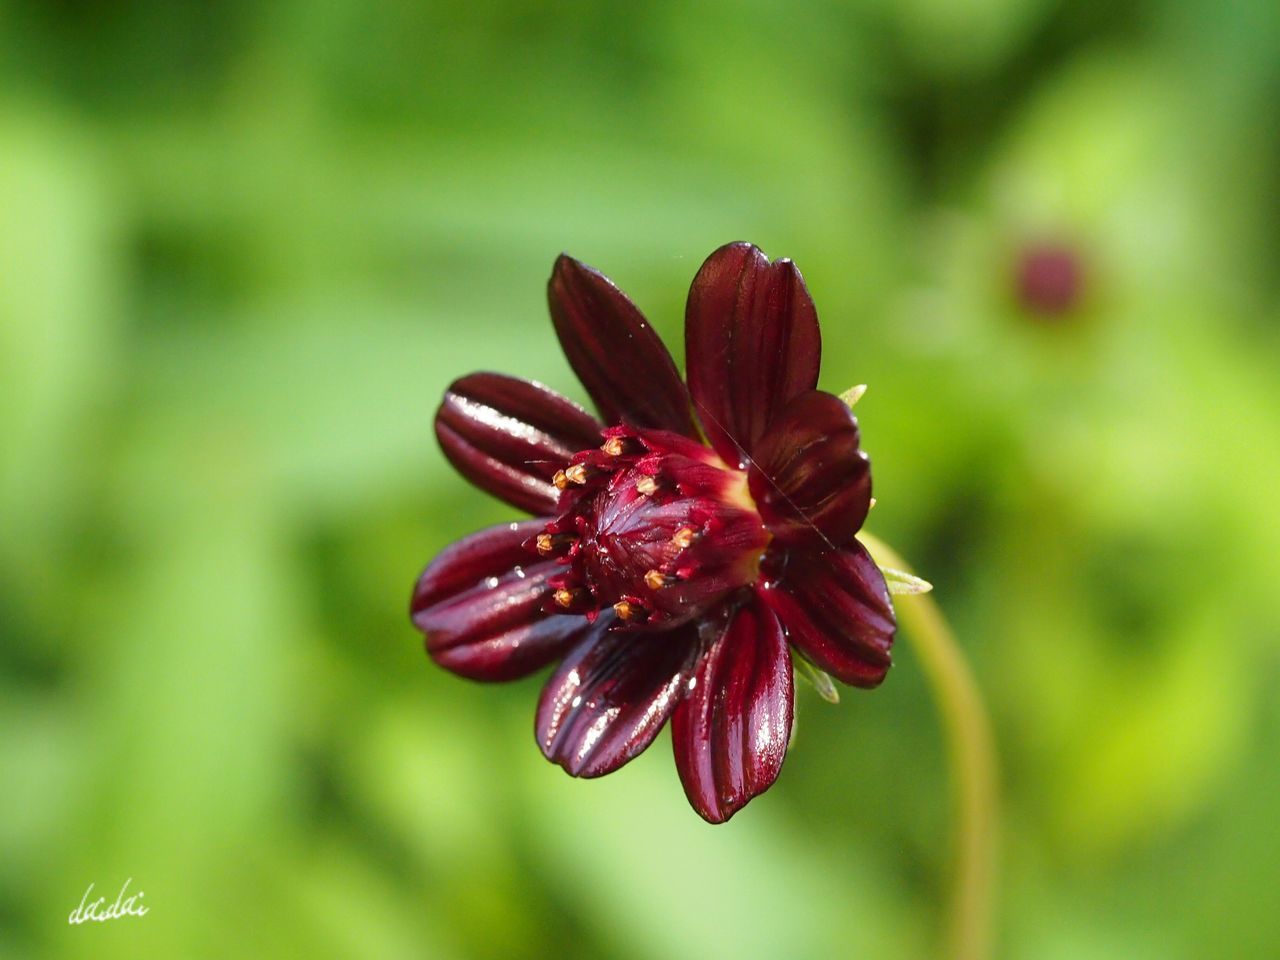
left=436, top=372, right=604, bottom=515
left=412, top=520, right=588, bottom=681
left=747, top=390, right=871, bottom=546
left=671, top=600, right=793, bottom=823
left=758, top=540, right=895, bottom=688
left=684, top=242, right=821, bottom=465
left=548, top=254, right=697, bottom=436
left=536, top=619, right=697, bottom=777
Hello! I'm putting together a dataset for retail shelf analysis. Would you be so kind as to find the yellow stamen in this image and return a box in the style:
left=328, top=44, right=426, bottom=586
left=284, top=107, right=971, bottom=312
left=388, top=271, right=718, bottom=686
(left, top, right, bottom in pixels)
left=536, top=533, right=575, bottom=556
left=644, top=569, right=670, bottom=591
left=553, top=588, right=582, bottom=609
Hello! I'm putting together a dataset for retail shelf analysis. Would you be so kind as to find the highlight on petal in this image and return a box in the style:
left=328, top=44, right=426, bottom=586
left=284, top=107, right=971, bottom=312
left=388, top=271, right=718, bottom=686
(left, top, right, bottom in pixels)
left=436, top=372, right=604, bottom=515
left=671, top=600, right=794, bottom=823
left=684, top=242, right=821, bottom=466
left=758, top=539, right=895, bottom=688
left=547, top=254, right=697, bottom=436
left=747, top=390, right=871, bottom=547
left=535, top=619, right=697, bottom=778
left=412, top=520, right=589, bottom=681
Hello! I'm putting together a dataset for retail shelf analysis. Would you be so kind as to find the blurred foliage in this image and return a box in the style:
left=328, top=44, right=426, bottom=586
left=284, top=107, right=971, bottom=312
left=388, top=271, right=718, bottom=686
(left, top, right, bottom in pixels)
left=2, top=1, right=1279, bottom=958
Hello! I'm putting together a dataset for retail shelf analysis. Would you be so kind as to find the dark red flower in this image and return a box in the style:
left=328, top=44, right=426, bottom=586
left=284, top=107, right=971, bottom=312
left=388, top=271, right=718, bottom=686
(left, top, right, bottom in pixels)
left=1016, top=242, right=1084, bottom=318
left=411, top=243, right=896, bottom=823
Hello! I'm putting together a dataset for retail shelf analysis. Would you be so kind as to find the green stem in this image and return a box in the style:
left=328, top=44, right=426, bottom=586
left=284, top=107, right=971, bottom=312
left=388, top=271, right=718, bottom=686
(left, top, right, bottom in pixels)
left=860, top=531, right=1000, bottom=960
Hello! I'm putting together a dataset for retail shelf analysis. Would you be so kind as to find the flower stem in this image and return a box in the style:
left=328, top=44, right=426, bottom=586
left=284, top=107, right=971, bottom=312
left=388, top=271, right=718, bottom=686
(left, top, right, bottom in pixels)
left=860, top=532, right=999, bottom=960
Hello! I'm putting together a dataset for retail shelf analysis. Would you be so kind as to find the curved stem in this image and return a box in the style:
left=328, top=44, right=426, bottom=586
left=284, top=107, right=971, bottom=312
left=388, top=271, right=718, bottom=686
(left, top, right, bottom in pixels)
left=860, top=532, right=999, bottom=960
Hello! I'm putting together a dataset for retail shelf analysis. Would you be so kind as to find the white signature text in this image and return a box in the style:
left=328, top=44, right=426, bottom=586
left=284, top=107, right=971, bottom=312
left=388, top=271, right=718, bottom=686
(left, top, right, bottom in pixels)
left=68, top=879, right=149, bottom=925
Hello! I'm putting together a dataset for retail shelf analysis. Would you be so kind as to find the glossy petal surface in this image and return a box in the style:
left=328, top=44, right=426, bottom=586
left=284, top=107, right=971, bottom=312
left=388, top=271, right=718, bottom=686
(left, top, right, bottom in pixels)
left=671, top=600, right=793, bottom=823
left=548, top=254, right=697, bottom=436
left=412, top=520, right=589, bottom=680
left=758, top=540, right=894, bottom=688
left=684, top=242, right=821, bottom=465
left=536, top=619, right=696, bottom=777
left=747, top=390, right=871, bottom=546
left=436, top=372, right=603, bottom=515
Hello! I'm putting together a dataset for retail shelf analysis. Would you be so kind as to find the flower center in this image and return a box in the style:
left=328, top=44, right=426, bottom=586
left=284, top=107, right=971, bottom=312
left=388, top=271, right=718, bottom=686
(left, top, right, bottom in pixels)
left=529, top=427, right=771, bottom=628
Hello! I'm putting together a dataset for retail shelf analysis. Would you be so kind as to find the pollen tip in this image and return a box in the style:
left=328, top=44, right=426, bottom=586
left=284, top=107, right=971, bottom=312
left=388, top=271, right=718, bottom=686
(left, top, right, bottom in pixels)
left=565, top=464, right=590, bottom=485
left=535, top=535, right=576, bottom=555
left=613, top=600, right=647, bottom=623
left=636, top=476, right=658, bottom=496
left=553, top=588, right=583, bottom=609
left=644, top=569, right=671, bottom=591
left=553, top=470, right=569, bottom=491
left=536, top=532, right=576, bottom=557
left=672, top=527, right=697, bottom=549
left=601, top=437, right=627, bottom=456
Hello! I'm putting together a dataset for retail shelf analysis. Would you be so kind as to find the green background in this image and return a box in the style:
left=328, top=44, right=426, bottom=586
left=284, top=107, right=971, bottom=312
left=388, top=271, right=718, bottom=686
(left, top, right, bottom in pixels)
left=2, top=2, right=1278, bottom=957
